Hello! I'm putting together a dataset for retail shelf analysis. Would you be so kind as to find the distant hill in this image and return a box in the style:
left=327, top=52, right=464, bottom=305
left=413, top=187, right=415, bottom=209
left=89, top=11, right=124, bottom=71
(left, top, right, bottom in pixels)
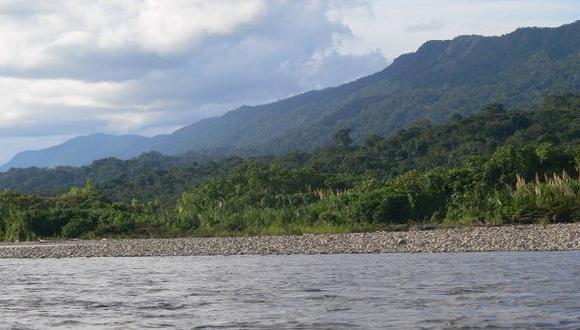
left=2, top=134, right=152, bottom=170
left=2, top=21, right=579, bottom=170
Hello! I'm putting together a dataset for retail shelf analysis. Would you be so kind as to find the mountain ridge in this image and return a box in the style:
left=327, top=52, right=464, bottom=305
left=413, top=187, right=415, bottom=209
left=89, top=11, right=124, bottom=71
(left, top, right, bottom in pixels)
left=3, top=134, right=152, bottom=170
left=2, top=21, right=579, bottom=171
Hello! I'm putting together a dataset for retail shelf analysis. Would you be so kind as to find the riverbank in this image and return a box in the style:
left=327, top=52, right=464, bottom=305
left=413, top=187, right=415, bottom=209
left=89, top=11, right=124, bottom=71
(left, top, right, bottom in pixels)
left=0, top=223, right=578, bottom=258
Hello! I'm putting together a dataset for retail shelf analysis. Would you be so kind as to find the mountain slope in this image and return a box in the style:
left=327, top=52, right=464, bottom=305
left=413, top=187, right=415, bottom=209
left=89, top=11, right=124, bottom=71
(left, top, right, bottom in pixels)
left=1, top=94, right=578, bottom=202
left=157, top=21, right=579, bottom=155
left=2, top=21, right=579, bottom=170
left=1, top=134, right=152, bottom=171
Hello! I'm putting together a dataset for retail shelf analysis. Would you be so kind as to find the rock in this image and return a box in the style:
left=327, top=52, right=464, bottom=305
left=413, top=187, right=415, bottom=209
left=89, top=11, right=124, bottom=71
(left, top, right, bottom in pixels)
left=0, top=223, right=578, bottom=259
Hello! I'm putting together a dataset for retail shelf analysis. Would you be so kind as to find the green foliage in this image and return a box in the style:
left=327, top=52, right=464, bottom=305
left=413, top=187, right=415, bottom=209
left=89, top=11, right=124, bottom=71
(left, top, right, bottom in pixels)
left=4, top=209, right=34, bottom=241
left=0, top=95, right=578, bottom=241
left=61, top=219, right=94, bottom=238
left=446, top=172, right=580, bottom=224
left=351, top=188, right=412, bottom=224
left=0, top=183, right=159, bottom=241
left=482, top=145, right=540, bottom=187
left=0, top=152, right=235, bottom=204
left=333, top=128, right=354, bottom=148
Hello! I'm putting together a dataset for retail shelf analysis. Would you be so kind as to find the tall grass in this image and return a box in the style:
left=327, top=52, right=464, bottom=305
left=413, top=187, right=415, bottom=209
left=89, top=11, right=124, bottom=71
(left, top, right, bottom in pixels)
left=508, top=170, right=580, bottom=223
left=446, top=170, right=580, bottom=225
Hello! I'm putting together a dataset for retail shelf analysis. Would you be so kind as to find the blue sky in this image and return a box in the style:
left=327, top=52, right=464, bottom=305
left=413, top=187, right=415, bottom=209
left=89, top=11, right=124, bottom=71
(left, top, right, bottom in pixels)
left=0, top=0, right=578, bottom=164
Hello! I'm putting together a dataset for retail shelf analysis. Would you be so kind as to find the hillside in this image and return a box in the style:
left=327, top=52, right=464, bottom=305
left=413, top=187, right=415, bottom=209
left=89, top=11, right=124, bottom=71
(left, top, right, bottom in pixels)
left=2, top=21, right=579, bottom=170
left=160, top=21, right=579, bottom=155
left=1, top=94, right=577, bottom=204
left=0, top=94, right=578, bottom=240
left=2, top=134, right=152, bottom=170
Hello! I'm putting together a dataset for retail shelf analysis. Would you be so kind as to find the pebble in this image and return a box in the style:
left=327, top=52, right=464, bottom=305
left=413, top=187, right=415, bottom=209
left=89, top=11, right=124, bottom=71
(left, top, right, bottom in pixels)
left=0, top=223, right=578, bottom=259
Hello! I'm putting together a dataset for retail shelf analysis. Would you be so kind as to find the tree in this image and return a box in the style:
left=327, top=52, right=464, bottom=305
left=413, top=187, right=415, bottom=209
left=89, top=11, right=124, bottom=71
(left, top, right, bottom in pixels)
left=333, top=128, right=353, bottom=148
left=483, top=103, right=506, bottom=114
left=450, top=113, right=463, bottom=122
left=365, top=134, right=382, bottom=147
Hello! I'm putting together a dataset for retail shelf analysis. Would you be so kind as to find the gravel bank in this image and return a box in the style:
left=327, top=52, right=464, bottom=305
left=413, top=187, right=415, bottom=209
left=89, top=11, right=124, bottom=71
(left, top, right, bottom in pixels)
left=0, top=223, right=578, bottom=259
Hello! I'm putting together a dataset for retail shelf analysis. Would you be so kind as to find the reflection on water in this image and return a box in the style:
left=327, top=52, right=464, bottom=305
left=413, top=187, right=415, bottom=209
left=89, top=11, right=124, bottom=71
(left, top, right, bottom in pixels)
left=1, top=252, right=579, bottom=329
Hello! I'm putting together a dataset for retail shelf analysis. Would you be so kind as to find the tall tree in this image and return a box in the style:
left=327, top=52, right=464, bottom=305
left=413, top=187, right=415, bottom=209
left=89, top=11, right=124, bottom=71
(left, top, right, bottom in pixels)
left=333, top=128, right=353, bottom=148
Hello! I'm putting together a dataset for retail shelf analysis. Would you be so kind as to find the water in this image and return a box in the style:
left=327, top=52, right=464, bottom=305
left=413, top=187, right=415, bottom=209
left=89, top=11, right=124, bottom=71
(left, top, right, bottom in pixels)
left=0, top=252, right=578, bottom=329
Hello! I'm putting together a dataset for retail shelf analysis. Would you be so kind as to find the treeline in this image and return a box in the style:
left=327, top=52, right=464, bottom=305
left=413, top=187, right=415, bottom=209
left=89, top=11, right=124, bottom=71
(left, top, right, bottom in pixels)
left=2, top=95, right=579, bottom=203
left=0, top=94, right=578, bottom=241
left=0, top=150, right=239, bottom=203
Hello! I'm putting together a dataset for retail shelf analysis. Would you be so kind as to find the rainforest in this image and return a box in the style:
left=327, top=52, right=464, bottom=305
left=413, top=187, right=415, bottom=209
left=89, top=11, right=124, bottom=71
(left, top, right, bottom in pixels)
left=0, top=94, right=578, bottom=241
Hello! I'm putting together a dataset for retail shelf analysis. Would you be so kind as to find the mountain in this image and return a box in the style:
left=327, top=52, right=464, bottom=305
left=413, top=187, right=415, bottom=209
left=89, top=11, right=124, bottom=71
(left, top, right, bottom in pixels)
left=1, top=94, right=578, bottom=202
left=2, top=21, right=579, bottom=170
left=157, top=21, right=579, bottom=155
left=2, top=134, right=152, bottom=170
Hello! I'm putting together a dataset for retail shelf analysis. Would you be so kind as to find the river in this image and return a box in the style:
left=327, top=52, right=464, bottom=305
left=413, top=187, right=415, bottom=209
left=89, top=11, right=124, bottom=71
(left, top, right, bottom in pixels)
left=1, top=252, right=578, bottom=329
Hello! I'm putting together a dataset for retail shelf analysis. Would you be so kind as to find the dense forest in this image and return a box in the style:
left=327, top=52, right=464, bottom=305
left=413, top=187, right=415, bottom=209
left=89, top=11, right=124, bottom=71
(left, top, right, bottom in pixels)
left=0, top=94, right=578, bottom=241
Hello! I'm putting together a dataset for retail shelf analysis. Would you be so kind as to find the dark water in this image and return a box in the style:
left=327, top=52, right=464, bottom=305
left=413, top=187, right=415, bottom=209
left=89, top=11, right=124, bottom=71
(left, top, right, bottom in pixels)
left=0, top=252, right=579, bottom=329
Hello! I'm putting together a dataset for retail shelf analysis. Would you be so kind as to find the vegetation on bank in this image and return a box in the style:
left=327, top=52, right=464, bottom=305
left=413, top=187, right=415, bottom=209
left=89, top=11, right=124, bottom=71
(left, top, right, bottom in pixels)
left=0, top=94, right=578, bottom=241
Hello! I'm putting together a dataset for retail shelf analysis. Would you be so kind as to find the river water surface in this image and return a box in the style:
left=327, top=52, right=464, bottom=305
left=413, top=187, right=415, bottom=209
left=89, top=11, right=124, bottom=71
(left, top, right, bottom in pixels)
left=1, top=252, right=579, bottom=329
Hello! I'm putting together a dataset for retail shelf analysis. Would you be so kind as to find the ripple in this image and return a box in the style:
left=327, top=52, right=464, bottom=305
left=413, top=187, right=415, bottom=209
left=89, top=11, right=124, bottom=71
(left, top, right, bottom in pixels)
left=0, top=252, right=578, bottom=329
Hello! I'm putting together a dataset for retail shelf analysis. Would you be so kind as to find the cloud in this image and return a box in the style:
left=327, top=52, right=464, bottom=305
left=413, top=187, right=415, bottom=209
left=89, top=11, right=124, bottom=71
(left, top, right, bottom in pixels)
left=329, top=0, right=579, bottom=58
left=0, top=1, right=388, bottom=148
left=405, top=20, right=446, bottom=33
left=0, top=76, right=130, bottom=135
left=0, top=0, right=267, bottom=67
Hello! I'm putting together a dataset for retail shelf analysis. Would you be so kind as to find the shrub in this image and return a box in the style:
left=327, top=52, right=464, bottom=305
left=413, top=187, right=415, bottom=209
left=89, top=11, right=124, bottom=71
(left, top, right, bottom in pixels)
left=4, top=210, right=34, bottom=241
left=352, top=188, right=412, bottom=224
left=61, top=219, right=95, bottom=238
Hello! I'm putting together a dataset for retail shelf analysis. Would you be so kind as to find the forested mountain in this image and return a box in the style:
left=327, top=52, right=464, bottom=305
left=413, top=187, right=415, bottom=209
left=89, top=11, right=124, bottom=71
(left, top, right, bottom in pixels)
left=1, top=94, right=578, bottom=204
left=2, top=21, right=579, bottom=171
left=156, top=21, right=579, bottom=155
left=0, top=150, right=234, bottom=203
left=1, top=94, right=578, bottom=240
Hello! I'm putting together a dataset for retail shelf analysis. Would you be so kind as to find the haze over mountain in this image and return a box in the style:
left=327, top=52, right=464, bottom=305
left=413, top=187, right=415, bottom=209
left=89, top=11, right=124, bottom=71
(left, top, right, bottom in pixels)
left=2, top=21, right=579, bottom=171
left=3, top=134, right=152, bottom=169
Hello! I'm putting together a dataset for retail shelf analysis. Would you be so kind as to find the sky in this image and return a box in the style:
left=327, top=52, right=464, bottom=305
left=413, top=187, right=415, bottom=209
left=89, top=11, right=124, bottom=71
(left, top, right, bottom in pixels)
left=0, top=0, right=578, bottom=164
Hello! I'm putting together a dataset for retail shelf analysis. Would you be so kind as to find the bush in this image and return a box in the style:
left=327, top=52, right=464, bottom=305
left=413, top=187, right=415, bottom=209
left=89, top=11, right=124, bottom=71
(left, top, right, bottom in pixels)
left=446, top=172, right=580, bottom=224
left=61, top=219, right=95, bottom=238
left=352, top=188, right=412, bottom=224
left=4, top=210, right=34, bottom=241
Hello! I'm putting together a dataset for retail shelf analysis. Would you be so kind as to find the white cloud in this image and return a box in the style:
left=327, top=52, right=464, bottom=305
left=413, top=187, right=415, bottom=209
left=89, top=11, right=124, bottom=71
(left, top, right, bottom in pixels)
left=329, top=0, right=579, bottom=58
left=0, top=0, right=267, bottom=69
left=133, top=0, right=266, bottom=54
left=0, top=77, right=130, bottom=129
left=0, top=1, right=387, bottom=161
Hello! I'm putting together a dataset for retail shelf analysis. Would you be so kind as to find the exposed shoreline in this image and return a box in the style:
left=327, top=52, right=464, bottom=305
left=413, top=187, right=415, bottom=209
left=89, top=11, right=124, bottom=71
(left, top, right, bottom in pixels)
left=0, top=223, right=578, bottom=259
